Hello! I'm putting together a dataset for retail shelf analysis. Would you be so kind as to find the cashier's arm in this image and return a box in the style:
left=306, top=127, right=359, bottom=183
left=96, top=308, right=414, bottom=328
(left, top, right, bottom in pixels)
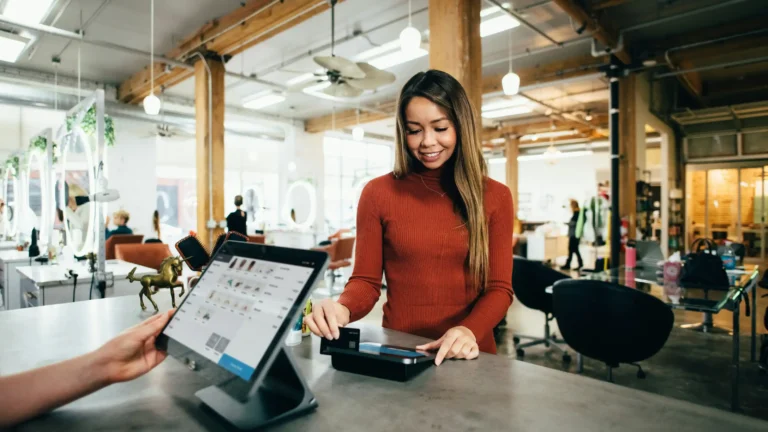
left=0, top=310, right=173, bottom=428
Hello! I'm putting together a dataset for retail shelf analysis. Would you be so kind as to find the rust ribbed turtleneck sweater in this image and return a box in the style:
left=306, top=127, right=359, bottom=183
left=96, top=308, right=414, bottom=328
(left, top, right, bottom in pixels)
left=338, top=165, right=514, bottom=353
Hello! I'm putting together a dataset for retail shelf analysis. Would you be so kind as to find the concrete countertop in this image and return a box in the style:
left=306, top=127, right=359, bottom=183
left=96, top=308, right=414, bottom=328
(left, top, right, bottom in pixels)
left=1, top=296, right=766, bottom=431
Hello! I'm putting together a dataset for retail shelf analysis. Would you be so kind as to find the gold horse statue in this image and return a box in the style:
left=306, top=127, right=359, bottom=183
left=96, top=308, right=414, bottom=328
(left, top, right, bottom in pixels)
left=127, top=256, right=191, bottom=311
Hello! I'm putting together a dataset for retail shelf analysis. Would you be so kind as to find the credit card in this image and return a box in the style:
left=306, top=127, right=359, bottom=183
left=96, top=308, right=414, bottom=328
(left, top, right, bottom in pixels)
left=319, top=327, right=360, bottom=355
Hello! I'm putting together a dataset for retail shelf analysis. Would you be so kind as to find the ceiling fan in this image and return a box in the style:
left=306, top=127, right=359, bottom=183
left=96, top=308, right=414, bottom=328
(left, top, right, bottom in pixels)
left=290, top=0, right=395, bottom=98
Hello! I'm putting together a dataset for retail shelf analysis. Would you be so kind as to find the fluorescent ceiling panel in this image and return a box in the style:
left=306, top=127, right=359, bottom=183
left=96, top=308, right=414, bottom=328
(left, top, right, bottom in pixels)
left=481, top=97, right=527, bottom=112
left=355, top=38, right=427, bottom=70
left=481, top=106, right=533, bottom=119
left=242, top=91, right=286, bottom=110
left=480, top=15, right=520, bottom=38
left=0, top=32, right=30, bottom=63
left=480, top=3, right=511, bottom=18
left=4, top=0, right=55, bottom=24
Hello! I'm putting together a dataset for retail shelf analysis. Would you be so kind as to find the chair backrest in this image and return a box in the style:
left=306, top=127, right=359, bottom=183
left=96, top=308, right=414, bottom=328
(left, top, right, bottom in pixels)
left=144, top=238, right=163, bottom=244
left=105, top=234, right=144, bottom=260
left=552, top=279, right=674, bottom=366
left=311, top=241, right=339, bottom=261
left=334, top=237, right=356, bottom=262
left=115, top=243, right=173, bottom=272
left=248, top=235, right=266, bottom=244
left=512, top=256, right=570, bottom=314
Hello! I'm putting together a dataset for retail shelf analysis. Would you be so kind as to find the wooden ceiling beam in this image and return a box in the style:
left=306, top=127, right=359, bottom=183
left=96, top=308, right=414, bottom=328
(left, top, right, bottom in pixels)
left=482, top=114, right=608, bottom=141
left=305, top=101, right=397, bottom=134
left=118, top=0, right=338, bottom=104
left=552, top=0, right=631, bottom=64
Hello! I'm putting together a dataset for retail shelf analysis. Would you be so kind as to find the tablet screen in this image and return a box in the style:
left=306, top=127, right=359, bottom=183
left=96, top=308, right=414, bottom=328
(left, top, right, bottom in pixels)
left=162, top=251, right=315, bottom=381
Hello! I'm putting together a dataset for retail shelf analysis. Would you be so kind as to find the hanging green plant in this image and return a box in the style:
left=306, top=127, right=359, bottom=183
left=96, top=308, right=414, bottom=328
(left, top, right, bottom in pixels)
left=66, top=105, right=116, bottom=147
left=5, top=156, right=20, bottom=177
left=31, top=136, right=47, bottom=154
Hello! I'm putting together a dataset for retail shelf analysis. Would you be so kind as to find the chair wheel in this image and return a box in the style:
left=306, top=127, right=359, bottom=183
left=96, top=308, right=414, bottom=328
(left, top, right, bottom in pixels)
left=513, top=336, right=520, bottom=344
left=637, top=370, right=646, bottom=379
left=516, top=348, right=525, bottom=358
left=563, top=353, right=572, bottom=363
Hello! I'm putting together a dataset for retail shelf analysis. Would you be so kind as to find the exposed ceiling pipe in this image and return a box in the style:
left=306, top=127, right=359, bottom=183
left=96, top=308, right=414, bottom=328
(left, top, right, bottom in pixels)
left=485, top=0, right=561, bottom=46
left=0, top=13, right=285, bottom=90
left=54, top=0, right=114, bottom=59
left=482, top=36, right=590, bottom=69
left=26, top=0, right=73, bottom=60
left=622, top=0, right=749, bottom=33
left=655, top=54, right=768, bottom=79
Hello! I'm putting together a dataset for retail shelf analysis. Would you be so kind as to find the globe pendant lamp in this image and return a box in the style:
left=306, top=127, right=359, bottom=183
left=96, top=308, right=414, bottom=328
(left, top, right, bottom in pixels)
left=501, top=26, right=519, bottom=96
left=143, top=0, right=161, bottom=115
left=399, top=0, right=421, bottom=54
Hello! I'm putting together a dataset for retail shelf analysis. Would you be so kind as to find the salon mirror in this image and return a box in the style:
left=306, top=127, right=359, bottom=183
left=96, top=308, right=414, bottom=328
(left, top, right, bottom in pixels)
left=283, top=181, right=316, bottom=230
left=60, top=130, right=96, bottom=256
left=4, top=167, right=17, bottom=238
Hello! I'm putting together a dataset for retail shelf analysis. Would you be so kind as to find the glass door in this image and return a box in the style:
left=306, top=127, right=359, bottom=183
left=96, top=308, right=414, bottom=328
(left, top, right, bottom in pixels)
left=740, top=167, right=765, bottom=262
left=686, top=165, right=766, bottom=262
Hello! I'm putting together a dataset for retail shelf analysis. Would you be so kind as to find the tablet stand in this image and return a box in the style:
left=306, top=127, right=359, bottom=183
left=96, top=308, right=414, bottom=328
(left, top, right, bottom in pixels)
left=196, top=347, right=317, bottom=430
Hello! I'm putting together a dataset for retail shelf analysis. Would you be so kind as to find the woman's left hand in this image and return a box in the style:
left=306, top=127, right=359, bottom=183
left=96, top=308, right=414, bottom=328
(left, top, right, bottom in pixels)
left=416, top=326, right=479, bottom=366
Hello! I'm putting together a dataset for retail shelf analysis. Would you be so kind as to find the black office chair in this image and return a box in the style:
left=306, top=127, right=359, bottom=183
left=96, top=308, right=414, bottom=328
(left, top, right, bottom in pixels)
left=144, top=238, right=163, bottom=244
left=552, top=280, right=674, bottom=382
left=511, top=256, right=572, bottom=362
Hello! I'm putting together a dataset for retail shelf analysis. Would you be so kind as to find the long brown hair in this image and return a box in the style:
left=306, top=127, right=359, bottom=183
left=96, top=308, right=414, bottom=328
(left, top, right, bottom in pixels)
left=152, top=210, right=161, bottom=239
left=393, top=70, right=489, bottom=290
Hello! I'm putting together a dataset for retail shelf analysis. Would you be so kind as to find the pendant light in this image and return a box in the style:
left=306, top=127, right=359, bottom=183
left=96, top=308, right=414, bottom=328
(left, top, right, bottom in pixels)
left=352, top=109, right=364, bottom=141
left=143, top=0, right=161, bottom=115
left=399, top=0, right=421, bottom=55
left=501, top=28, right=520, bottom=96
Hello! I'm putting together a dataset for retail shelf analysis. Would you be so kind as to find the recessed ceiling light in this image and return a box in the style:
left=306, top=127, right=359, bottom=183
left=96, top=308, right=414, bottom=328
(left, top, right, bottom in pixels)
left=4, top=0, right=55, bottom=24
left=0, top=31, right=30, bottom=63
left=242, top=90, right=286, bottom=110
left=481, top=106, right=533, bottom=119
left=480, top=15, right=520, bottom=38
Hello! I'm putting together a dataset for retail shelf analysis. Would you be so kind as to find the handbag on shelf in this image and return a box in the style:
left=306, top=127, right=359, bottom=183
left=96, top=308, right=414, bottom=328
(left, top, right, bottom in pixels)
left=680, top=238, right=730, bottom=289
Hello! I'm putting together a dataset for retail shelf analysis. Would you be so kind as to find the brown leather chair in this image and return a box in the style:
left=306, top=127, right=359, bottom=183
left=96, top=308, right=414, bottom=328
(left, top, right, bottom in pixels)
left=312, top=237, right=355, bottom=287
left=115, top=243, right=173, bottom=272
left=105, top=234, right=144, bottom=260
left=248, top=235, right=266, bottom=244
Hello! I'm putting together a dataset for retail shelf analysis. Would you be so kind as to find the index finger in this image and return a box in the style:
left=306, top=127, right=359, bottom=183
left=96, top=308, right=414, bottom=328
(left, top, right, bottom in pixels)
left=435, top=334, right=459, bottom=366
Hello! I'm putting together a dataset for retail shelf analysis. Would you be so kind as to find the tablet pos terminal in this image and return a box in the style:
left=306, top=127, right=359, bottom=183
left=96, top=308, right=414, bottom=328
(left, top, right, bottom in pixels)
left=156, top=241, right=329, bottom=430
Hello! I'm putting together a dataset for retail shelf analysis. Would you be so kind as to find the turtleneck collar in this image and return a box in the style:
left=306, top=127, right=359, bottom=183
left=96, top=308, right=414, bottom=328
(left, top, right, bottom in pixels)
left=413, top=162, right=449, bottom=182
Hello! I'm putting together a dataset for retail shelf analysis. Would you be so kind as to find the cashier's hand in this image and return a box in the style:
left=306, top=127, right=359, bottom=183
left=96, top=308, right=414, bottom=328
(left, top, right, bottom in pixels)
left=416, top=326, right=479, bottom=366
left=93, top=309, right=174, bottom=384
left=304, top=299, right=350, bottom=340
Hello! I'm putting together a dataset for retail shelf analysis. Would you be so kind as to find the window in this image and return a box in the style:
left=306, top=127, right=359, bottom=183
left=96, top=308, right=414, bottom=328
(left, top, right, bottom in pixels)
left=156, top=166, right=197, bottom=236
left=323, top=136, right=393, bottom=234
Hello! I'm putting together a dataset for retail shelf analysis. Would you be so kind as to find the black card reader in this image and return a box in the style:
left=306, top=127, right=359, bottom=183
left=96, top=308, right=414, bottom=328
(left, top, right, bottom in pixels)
left=320, top=328, right=435, bottom=382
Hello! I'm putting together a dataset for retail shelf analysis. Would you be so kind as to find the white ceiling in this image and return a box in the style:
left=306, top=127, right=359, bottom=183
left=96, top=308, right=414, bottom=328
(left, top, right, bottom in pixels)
left=1, top=0, right=605, bottom=130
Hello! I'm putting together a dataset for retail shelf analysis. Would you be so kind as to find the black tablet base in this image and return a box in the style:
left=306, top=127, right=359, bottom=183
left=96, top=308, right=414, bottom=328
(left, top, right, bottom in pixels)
left=331, top=352, right=433, bottom=382
left=196, top=347, right=317, bottom=430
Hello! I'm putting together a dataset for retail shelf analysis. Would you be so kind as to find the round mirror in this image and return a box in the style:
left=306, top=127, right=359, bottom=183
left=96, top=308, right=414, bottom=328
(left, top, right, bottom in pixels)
left=60, top=130, right=96, bottom=256
left=4, top=166, right=18, bottom=238
left=26, top=151, right=47, bottom=243
left=283, top=181, right=316, bottom=230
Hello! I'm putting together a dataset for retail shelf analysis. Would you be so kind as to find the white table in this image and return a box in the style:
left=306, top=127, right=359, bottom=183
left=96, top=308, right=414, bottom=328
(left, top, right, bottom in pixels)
left=0, top=250, right=45, bottom=311
left=267, top=229, right=318, bottom=249
left=0, top=240, right=19, bottom=252
left=17, top=260, right=158, bottom=307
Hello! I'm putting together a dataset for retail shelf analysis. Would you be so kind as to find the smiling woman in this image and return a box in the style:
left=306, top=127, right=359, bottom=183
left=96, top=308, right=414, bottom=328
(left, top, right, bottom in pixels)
left=305, top=70, right=515, bottom=366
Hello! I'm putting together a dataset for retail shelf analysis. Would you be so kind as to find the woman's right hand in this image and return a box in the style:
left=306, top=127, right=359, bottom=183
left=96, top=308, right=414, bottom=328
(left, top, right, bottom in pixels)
left=303, top=299, right=350, bottom=340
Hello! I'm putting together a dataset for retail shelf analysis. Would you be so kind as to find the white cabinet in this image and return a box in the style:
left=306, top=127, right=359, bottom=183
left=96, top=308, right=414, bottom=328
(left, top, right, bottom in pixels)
left=526, top=235, right=569, bottom=263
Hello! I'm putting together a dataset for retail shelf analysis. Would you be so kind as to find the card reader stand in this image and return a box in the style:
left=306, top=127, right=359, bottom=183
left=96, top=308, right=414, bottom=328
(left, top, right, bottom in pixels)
left=195, top=347, right=317, bottom=430
left=330, top=353, right=432, bottom=382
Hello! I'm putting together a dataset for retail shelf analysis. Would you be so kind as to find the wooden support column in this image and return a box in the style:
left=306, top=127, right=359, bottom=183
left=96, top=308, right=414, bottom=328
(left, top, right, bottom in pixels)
left=505, top=138, right=520, bottom=233
left=428, top=0, right=483, bottom=110
left=619, top=74, right=637, bottom=238
left=195, top=56, right=226, bottom=251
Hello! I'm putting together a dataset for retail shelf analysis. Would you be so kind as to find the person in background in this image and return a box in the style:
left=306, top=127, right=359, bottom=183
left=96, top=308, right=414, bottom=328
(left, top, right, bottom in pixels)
left=64, top=184, right=91, bottom=250
left=151, top=210, right=162, bottom=242
left=0, top=310, right=174, bottom=428
left=226, top=195, right=247, bottom=237
left=304, top=70, right=514, bottom=366
left=105, top=209, right=133, bottom=240
left=561, top=199, right=584, bottom=270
